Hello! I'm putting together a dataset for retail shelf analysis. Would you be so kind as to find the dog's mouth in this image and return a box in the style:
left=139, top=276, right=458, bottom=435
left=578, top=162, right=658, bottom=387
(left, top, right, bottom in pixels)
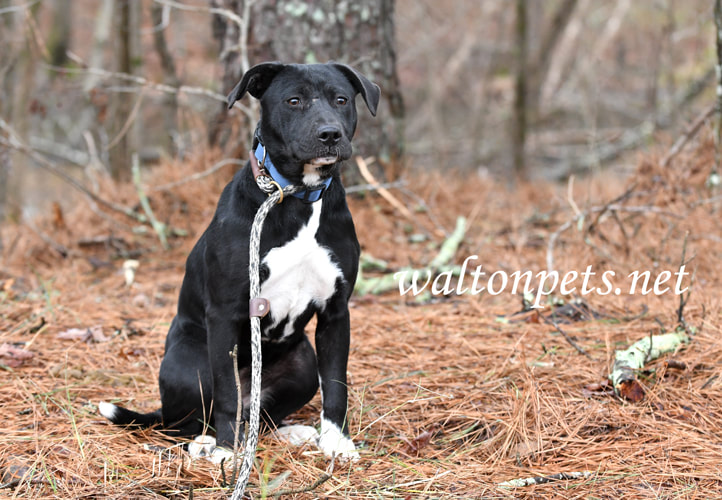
left=308, top=156, right=338, bottom=166
left=302, top=154, right=340, bottom=186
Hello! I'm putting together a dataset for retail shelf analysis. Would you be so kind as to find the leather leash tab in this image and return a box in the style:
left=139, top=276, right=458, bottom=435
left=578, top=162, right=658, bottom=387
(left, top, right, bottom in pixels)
left=249, top=297, right=270, bottom=318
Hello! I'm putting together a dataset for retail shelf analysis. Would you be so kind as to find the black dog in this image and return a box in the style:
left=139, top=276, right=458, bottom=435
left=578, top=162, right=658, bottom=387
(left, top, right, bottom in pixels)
left=100, top=62, right=379, bottom=461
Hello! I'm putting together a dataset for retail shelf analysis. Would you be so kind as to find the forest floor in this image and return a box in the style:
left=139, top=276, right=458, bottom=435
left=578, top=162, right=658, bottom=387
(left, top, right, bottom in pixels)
left=1, top=136, right=722, bottom=499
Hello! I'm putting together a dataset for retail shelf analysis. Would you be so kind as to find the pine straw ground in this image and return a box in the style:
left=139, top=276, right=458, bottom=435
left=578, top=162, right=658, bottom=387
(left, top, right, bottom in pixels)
left=2, top=137, right=722, bottom=499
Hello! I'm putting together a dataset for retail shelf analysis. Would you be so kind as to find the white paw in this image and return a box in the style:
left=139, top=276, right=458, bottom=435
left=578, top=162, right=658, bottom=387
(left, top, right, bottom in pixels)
left=318, top=419, right=360, bottom=461
left=275, top=424, right=320, bottom=446
left=188, top=435, right=236, bottom=465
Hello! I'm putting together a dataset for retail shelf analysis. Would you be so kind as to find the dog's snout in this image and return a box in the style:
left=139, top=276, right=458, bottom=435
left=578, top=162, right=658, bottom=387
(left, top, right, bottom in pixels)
left=317, top=125, right=343, bottom=146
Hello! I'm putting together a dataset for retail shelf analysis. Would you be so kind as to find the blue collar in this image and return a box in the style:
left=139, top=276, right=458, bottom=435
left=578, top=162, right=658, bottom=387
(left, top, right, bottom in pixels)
left=254, top=143, right=333, bottom=203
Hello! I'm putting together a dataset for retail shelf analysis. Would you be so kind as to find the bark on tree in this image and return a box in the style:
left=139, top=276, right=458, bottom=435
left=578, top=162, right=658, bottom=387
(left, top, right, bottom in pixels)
left=210, top=0, right=405, bottom=182
left=109, top=0, right=134, bottom=181
left=512, top=0, right=528, bottom=181
left=47, top=0, right=72, bottom=67
left=0, top=0, right=14, bottom=244
left=151, top=2, right=180, bottom=156
left=526, top=0, right=579, bottom=121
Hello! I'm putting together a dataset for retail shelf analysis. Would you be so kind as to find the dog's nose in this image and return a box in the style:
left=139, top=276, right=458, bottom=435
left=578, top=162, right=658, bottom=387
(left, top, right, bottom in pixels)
left=317, top=125, right=342, bottom=146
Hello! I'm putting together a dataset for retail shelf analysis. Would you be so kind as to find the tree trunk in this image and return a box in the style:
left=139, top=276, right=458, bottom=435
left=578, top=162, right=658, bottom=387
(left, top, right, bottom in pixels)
left=47, top=0, right=72, bottom=67
left=210, top=0, right=405, bottom=182
left=0, top=0, right=14, bottom=246
left=526, top=0, right=579, bottom=121
left=151, top=2, right=180, bottom=156
left=109, top=0, right=134, bottom=181
left=512, top=0, right=528, bottom=181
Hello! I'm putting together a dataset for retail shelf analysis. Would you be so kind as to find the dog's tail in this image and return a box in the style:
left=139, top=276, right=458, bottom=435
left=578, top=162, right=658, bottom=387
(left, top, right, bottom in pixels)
left=98, top=401, right=162, bottom=428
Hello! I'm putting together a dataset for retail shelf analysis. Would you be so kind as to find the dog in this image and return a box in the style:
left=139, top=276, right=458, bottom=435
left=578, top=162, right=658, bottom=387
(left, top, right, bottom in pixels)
left=100, top=62, right=379, bottom=462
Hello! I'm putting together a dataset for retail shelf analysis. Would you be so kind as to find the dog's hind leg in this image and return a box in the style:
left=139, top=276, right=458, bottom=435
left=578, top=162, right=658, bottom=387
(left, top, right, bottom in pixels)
left=158, top=322, right=213, bottom=439
left=260, top=336, right=319, bottom=428
left=259, top=336, right=322, bottom=447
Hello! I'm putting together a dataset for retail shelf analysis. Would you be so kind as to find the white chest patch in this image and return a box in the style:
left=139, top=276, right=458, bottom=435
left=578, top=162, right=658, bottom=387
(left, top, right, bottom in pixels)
left=260, top=202, right=341, bottom=339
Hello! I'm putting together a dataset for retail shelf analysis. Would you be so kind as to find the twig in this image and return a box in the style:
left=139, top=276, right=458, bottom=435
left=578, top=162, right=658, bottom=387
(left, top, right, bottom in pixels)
left=231, top=344, right=243, bottom=487
left=676, top=233, right=694, bottom=331
left=661, top=104, right=715, bottom=168
left=106, top=86, right=147, bottom=151
left=23, top=221, right=71, bottom=258
left=498, top=470, right=593, bottom=488
left=0, top=0, right=40, bottom=15
left=46, top=64, right=252, bottom=117
left=153, top=0, right=244, bottom=30
left=0, top=118, right=146, bottom=224
left=150, top=159, right=245, bottom=192
left=345, top=179, right=406, bottom=194
left=543, top=314, right=593, bottom=360
left=547, top=202, right=682, bottom=271
left=355, top=156, right=414, bottom=221
left=131, top=155, right=169, bottom=250
left=271, top=455, right=335, bottom=497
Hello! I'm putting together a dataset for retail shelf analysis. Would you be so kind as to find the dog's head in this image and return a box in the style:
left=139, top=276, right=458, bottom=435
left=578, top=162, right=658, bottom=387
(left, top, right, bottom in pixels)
left=227, top=62, right=380, bottom=186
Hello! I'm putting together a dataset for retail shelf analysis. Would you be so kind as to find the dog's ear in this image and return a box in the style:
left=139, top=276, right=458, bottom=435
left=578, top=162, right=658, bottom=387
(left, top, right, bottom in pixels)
left=227, top=62, right=286, bottom=109
left=330, top=63, right=381, bottom=117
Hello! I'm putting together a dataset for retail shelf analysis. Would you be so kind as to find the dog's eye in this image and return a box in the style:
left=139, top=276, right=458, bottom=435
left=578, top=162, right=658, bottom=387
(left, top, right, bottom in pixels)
left=287, top=98, right=301, bottom=106
left=336, top=96, right=348, bottom=106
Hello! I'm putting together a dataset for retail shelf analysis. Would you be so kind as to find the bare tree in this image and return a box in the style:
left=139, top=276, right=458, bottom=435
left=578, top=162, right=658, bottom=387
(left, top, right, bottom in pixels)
left=47, top=0, right=72, bottom=67
left=151, top=2, right=180, bottom=156
left=108, top=0, right=131, bottom=181
left=0, top=0, right=14, bottom=243
left=210, top=0, right=405, bottom=181
left=526, top=0, right=579, bottom=122
left=512, top=0, right=528, bottom=181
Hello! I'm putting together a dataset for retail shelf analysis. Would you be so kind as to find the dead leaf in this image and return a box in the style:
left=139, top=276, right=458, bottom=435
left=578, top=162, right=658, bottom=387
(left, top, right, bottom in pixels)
left=57, top=325, right=109, bottom=343
left=118, top=346, right=146, bottom=360
left=617, top=379, right=645, bottom=402
left=399, top=424, right=440, bottom=456
left=0, top=343, right=34, bottom=368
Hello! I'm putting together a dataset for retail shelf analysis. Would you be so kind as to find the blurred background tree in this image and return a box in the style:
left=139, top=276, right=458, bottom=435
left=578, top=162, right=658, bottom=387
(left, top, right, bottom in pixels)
left=0, top=0, right=716, bottom=219
left=209, top=0, right=405, bottom=182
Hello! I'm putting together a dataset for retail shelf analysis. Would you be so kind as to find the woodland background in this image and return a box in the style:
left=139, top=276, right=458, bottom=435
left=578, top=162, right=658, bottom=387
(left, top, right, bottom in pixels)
left=1, top=1, right=722, bottom=498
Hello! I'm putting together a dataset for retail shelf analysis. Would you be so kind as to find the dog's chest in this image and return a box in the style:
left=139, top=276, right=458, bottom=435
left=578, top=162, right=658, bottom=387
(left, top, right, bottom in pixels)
left=260, top=202, right=341, bottom=339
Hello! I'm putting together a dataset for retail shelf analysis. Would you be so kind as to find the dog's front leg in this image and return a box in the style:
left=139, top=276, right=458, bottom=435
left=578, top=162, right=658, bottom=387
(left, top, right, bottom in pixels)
left=205, top=311, right=249, bottom=451
left=315, top=300, right=359, bottom=461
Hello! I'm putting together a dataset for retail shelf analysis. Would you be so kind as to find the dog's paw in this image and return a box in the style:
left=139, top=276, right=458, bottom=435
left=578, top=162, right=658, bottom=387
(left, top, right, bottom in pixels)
left=275, top=424, right=320, bottom=446
left=187, top=435, right=236, bottom=465
left=318, top=419, right=360, bottom=462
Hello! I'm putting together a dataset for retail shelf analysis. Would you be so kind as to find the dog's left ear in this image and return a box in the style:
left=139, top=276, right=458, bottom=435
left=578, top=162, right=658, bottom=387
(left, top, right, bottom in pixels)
left=330, top=63, right=381, bottom=117
left=227, top=62, right=286, bottom=109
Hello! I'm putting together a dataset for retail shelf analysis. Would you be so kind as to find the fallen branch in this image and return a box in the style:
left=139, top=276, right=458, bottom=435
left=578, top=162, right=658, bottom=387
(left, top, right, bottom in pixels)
left=542, top=315, right=593, bottom=360
left=661, top=104, right=715, bottom=168
left=355, top=156, right=414, bottom=221
left=131, top=155, right=169, bottom=250
left=498, top=470, right=593, bottom=488
left=345, top=179, right=406, bottom=194
left=270, top=456, right=334, bottom=498
left=609, top=330, right=690, bottom=402
left=355, top=216, right=466, bottom=296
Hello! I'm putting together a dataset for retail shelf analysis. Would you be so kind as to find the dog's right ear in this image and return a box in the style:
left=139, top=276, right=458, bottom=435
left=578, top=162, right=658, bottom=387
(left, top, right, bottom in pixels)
left=227, top=62, right=286, bottom=109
